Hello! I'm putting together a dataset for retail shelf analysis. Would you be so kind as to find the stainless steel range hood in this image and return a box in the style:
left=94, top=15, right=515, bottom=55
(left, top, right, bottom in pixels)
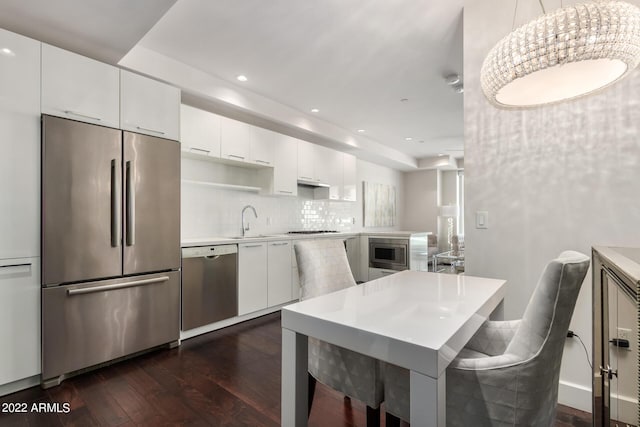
left=297, top=178, right=330, bottom=188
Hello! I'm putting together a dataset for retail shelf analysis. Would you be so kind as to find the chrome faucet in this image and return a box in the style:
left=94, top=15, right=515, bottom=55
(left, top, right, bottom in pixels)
left=241, top=205, right=258, bottom=237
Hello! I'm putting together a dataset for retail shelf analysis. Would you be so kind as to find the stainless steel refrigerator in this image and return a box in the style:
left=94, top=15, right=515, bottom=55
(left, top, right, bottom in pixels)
left=41, top=115, right=180, bottom=387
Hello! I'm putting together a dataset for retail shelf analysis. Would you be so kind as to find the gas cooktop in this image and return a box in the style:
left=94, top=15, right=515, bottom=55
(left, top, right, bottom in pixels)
left=287, top=230, right=339, bottom=234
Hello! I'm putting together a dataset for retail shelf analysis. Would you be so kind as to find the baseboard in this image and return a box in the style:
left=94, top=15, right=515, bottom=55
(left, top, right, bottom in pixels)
left=0, top=375, right=40, bottom=397
left=179, top=303, right=288, bottom=341
left=558, top=380, right=592, bottom=412
left=558, top=380, right=637, bottom=425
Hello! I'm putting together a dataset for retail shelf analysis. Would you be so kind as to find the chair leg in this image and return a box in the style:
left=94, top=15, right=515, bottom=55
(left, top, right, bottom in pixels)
left=366, top=405, right=380, bottom=427
left=385, top=412, right=401, bottom=427
left=307, top=373, right=317, bottom=417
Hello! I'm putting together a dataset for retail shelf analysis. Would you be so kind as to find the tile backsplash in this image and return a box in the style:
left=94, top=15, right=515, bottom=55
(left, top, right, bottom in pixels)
left=181, top=183, right=357, bottom=239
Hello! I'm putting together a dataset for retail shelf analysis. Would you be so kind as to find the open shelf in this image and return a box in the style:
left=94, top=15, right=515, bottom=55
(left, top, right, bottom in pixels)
left=181, top=179, right=261, bottom=193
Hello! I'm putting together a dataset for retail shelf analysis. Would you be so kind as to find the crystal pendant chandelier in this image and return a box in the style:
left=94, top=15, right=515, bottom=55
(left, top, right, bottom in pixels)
left=481, top=0, right=640, bottom=108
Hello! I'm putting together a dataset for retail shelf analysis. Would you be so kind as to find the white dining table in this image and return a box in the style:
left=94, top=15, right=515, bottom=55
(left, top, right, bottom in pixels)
left=280, top=270, right=507, bottom=427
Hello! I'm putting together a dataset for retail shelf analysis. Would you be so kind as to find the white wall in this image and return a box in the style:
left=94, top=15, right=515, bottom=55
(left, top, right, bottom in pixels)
left=464, top=0, right=640, bottom=412
left=402, top=169, right=438, bottom=233
left=181, top=157, right=404, bottom=239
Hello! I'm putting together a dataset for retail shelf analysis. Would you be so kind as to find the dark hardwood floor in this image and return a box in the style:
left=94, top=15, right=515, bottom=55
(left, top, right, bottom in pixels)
left=1, top=312, right=592, bottom=426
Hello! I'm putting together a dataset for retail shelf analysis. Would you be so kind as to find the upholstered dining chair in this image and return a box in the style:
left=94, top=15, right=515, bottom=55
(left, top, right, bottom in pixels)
left=294, top=239, right=384, bottom=427
left=383, top=250, right=590, bottom=426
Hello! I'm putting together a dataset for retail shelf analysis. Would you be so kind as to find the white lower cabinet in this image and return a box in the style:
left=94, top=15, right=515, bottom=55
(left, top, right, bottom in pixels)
left=267, top=241, right=293, bottom=306
left=0, top=258, right=40, bottom=386
left=238, top=243, right=268, bottom=315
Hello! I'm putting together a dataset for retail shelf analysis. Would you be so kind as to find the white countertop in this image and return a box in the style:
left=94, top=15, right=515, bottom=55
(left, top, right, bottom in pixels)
left=181, top=232, right=360, bottom=247
left=281, top=270, right=507, bottom=377
left=181, top=230, right=432, bottom=247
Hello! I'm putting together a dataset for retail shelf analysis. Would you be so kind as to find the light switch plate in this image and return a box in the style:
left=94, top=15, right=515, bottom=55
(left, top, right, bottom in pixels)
left=476, top=211, right=488, bottom=229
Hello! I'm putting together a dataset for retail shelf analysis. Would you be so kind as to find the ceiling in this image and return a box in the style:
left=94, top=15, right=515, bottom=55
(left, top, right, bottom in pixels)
left=0, top=0, right=464, bottom=167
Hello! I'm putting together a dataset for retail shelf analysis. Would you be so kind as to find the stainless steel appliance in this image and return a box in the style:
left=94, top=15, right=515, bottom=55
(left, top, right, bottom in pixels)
left=369, top=238, right=408, bottom=270
left=181, top=245, right=238, bottom=330
left=41, top=115, right=180, bottom=388
left=592, top=246, right=639, bottom=427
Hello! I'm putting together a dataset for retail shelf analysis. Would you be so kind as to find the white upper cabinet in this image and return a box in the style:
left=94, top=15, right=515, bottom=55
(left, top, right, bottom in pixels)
left=323, top=148, right=343, bottom=200
left=250, top=127, right=275, bottom=166
left=0, top=29, right=40, bottom=260
left=272, top=135, right=298, bottom=196
left=120, top=70, right=180, bottom=140
left=343, top=153, right=357, bottom=201
left=220, top=116, right=251, bottom=162
left=180, top=104, right=221, bottom=157
left=297, top=140, right=318, bottom=183
left=41, top=44, right=119, bottom=128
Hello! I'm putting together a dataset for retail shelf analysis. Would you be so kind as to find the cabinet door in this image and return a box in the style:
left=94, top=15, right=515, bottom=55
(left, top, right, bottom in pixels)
left=272, top=134, right=298, bottom=196
left=250, top=127, right=274, bottom=166
left=0, top=29, right=40, bottom=260
left=238, top=243, right=268, bottom=315
left=323, top=148, right=343, bottom=200
left=220, top=116, right=251, bottom=162
left=297, top=140, right=317, bottom=183
left=0, top=258, right=40, bottom=385
left=120, top=70, right=180, bottom=140
left=343, top=153, right=357, bottom=201
left=267, top=241, right=293, bottom=306
left=41, top=44, right=119, bottom=128
left=180, top=105, right=221, bottom=157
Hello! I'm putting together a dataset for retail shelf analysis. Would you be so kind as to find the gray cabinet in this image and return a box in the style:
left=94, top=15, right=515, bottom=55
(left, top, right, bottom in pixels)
left=592, top=246, right=639, bottom=427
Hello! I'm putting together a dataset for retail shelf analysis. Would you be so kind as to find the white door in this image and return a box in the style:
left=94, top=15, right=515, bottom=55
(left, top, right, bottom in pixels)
left=41, top=44, right=120, bottom=128
left=267, top=241, right=293, bottom=306
left=120, top=70, right=180, bottom=140
left=272, top=135, right=298, bottom=196
left=0, top=258, right=40, bottom=385
left=180, top=105, right=221, bottom=157
left=220, top=116, right=251, bottom=162
left=0, top=29, right=40, bottom=260
left=238, top=243, right=268, bottom=315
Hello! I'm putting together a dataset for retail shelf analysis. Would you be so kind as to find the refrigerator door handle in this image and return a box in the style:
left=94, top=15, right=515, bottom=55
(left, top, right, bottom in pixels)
left=126, top=160, right=135, bottom=246
left=66, top=276, right=170, bottom=296
left=110, top=159, right=120, bottom=247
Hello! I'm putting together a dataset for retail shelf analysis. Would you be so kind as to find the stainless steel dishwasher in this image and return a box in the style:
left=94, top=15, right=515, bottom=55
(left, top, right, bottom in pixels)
left=181, top=245, right=238, bottom=330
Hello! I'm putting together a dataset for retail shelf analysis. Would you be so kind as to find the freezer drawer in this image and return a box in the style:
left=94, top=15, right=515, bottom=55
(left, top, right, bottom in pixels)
left=42, top=271, right=179, bottom=384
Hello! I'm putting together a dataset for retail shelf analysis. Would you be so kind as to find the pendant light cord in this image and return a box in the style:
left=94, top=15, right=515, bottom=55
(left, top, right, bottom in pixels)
left=539, top=0, right=546, bottom=14
left=512, top=0, right=519, bottom=29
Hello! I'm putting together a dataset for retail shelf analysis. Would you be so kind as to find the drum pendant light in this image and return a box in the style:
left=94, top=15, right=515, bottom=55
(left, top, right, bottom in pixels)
left=481, top=0, right=640, bottom=108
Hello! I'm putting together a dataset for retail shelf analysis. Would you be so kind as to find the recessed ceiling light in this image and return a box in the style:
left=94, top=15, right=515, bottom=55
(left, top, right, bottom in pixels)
left=236, top=75, right=248, bottom=82
left=0, top=47, right=15, bottom=57
left=310, top=108, right=319, bottom=113
left=357, top=129, right=365, bottom=133
left=405, top=137, right=413, bottom=141
left=438, top=153, right=446, bottom=156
